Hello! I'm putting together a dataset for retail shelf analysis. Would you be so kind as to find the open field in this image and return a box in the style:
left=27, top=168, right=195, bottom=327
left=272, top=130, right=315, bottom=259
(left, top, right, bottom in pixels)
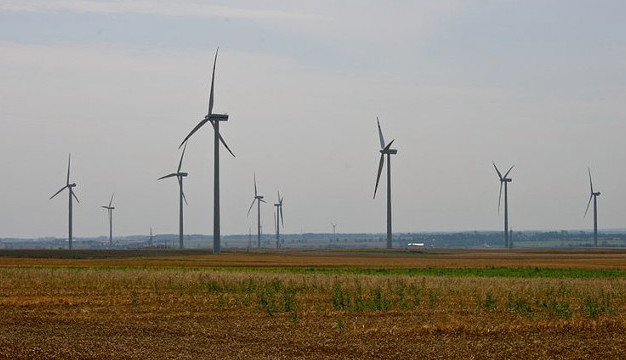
left=2, top=247, right=626, bottom=269
left=1, top=249, right=626, bottom=359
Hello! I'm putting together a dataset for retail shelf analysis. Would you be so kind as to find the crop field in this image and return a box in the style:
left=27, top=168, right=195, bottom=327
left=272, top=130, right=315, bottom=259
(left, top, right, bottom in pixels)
left=1, top=249, right=625, bottom=359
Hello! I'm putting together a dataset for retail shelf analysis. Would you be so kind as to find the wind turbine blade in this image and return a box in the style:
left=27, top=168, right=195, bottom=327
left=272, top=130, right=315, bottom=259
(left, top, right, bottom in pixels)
left=376, top=117, right=386, bottom=149
left=492, top=161, right=503, bottom=180
left=158, top=173, right=178, bottom=180
left=177, top=177, right=188, bottom=205
left=373, top=153, right=385, bottom=199
left=247, top=198, right=256, bottom=216
left=71, top=189, right=79, bottom=203
left=504, top=165, right=515, bottom=178
left=182, top=189, right=188, bottom=206
left=208, top=48, right=218, bottom=115
left=109, top=193, right=114, bottom=208
left=177, top=143, right=187, bottom=173
left=588, top=167, right=594, bottom=194
left=584, top=194, right=593, bottom=217
left=497, top=182, right=503, bottom=215
left=260, top=199, right=266, bottom=203
left=50, top=185, right=67, bottom=200
left=66, top=153, right=71, bottom=186
left=220, top=134, right=235, bottom=157
left=210, top=120, right=235, bottom=157
left=277, top=190, right=281, bottom=203
left=254, top=174, right=258, bottom=197
left=101, top=206, right=109, bottom=209
left=280, top=206, right=284, bottom=228
left=179, top=118, right=210, bottom=149
left=383, top=139, right=395, bottom=152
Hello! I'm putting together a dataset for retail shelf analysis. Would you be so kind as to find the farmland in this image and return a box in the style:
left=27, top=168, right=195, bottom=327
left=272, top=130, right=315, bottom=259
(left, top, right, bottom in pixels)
left=1, top=249, right=625, bottom=359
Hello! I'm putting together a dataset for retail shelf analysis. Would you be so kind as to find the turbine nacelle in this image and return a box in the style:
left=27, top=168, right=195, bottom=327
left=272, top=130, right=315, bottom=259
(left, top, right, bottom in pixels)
left=178, top=172, right=188, bottom=177
left=593, top=192, right=601, bottom=196
left=381, top=148, right=398, bottom=155
left=207, top=113, right=229, bottom=122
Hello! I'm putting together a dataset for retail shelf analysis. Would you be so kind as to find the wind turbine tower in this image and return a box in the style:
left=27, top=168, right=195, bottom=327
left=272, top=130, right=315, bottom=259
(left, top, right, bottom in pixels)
left=493, top=162, right=514, bottom=249
left=274, top=192, right=284, bottom=248
left=179, top=48, right=235, bottom=254
left=585, top=168, right=601, bottom=247
left=101, top=193, right=115, bottom=247
left=50, top=154, right=79, bottom=250
left=373, top=117, right=397, bottom=249
left=158, top=144, right=189, bottom=249
left=247, top=174, right=265, bottom=248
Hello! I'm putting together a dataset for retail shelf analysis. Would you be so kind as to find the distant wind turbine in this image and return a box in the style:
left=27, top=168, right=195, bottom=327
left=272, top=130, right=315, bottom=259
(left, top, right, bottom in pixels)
left=373, top=117, right=397, bottom=249
left=584, top=168, right=601, bottom=247
left=179, top=48, right=234, bottom=255
left=49, top=154, right=79, bottom=250
left=246, top=174, right=265, bottom=248
left=101, top=193, right=115, bottom=247
left=158, top=144, right=189, bottom=249
left=331, top=223, right=336, bottom=242
left=274, top=191, right=284, bottom=248
left=493, top=162, right=514, bottom=248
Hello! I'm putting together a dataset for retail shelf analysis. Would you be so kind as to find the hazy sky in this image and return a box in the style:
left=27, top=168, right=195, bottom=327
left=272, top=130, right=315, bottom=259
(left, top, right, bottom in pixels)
left=1, top=0, right=625, bottom=238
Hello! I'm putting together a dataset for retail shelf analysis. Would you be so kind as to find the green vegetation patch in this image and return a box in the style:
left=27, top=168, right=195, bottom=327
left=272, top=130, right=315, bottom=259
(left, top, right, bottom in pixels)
left=234, top=266, right=626, bottom=279
left=6, top=265, right=626, bottom=279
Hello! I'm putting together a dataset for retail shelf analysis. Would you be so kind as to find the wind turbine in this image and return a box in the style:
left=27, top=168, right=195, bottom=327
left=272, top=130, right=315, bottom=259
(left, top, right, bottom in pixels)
left=331, top=223, right=336, bottom=242
left=247, top=174, right=265, bottom=248
left=373, top=117, right=397, bottom=249
left=274, top=191, right=284, bottom=248
left=493, top=162, right=514, bottom=249
left=49, top=154, right=79, bottom=250
left=158, top=144, right=189, bottom=249
left=101, top=193, right=115, bottom=247
left=179, top=48, right=234, bottom=255
left=584, top=168, right=601, bottom=247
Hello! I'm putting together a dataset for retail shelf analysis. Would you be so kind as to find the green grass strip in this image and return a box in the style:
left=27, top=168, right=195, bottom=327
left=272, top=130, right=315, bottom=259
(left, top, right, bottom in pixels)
left=3, top=265, right=626, bottom=279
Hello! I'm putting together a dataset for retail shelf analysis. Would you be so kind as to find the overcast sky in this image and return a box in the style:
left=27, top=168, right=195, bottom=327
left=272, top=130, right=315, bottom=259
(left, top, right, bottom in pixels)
left=1, top=0, right=625, bottom=238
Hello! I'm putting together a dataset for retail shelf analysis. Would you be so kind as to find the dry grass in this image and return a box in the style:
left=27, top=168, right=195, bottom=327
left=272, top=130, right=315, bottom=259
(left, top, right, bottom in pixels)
left=0, top=249, right=625, bottom=359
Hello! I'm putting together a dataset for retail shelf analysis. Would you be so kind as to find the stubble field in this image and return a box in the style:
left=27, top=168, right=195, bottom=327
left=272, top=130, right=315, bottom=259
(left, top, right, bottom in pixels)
left=0, top=248, right=625, bottom=359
